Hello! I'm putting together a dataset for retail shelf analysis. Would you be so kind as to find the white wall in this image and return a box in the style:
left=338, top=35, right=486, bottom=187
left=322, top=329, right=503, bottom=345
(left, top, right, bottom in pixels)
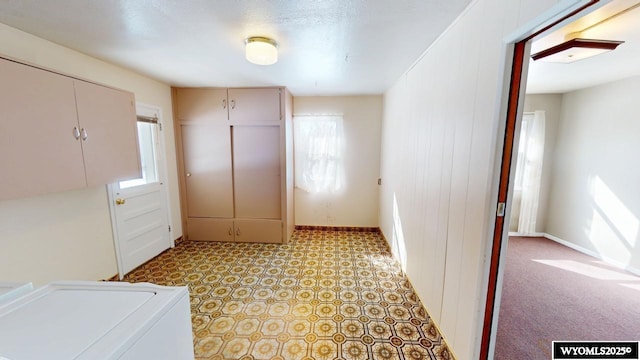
left=546, top=76, right=640, bottom=273
left=379, top=0, right=563, bottom=358
left=509, top=94, right=563, bottom=232
left=0, top=23, right=181, bottom=285
left=293, top=96, right=382, bottom=227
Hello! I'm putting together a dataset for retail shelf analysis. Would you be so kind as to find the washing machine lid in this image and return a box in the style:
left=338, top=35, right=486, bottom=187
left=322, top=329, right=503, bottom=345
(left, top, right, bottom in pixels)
left=0, top=282, right=33, bottom=304
left=0, top=281, right=187, bottom=360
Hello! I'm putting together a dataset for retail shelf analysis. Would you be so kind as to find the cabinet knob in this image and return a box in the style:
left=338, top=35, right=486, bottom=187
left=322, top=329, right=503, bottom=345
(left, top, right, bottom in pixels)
left=236, top=228, right=241, bottom=236
left=115, top=198, right=126, bottom=205
left=186, top=173, right=191, bottom=177
left=230, top=99, right=236, bottom=110
left=228, top=227, right=233, bottom=236
left=222, top=99, right=227, bottom=109
left=81, top=128, right=88, bottom=141
left=72, top=127, right=81, bottom=140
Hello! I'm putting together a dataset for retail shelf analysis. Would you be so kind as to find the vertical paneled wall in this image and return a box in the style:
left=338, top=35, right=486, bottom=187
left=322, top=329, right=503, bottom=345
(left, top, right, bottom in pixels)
left=379, top=0, right=562, bottom=358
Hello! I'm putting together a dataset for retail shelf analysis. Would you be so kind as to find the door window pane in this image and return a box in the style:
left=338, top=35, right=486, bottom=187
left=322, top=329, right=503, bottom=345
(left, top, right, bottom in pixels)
left=119, top=121, right=159, bottom=189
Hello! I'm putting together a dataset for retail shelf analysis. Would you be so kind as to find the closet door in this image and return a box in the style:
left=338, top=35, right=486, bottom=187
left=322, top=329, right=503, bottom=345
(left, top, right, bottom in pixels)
left=233, top=126, right=281, bottom=219
left=0, top=58, right=85, bottom=200
left=74, top=80, right=141, bottom=187
left=181, top=124, right=233, bottom=218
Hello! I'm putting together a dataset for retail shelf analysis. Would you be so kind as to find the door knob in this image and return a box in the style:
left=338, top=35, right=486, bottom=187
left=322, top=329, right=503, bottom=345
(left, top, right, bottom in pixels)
left=186, top=173, right=192, bottom=177
left=115, top=198, right=126, bottom=205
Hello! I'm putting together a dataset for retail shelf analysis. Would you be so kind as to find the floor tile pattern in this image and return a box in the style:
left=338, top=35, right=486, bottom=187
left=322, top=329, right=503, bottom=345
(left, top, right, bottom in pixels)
left=123, top=229, right=454, bottom=360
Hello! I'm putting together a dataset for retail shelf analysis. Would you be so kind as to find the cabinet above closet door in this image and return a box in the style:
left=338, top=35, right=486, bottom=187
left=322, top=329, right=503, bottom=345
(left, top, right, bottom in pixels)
left=74, top=80, right=141, bottom=187
left=228, top=88, right=281, bottom=123
left=0, top=59, right=86, bottom=200
left=181, top=123, right=234, bottom=218
left=176, top=88, right=228, bottom=123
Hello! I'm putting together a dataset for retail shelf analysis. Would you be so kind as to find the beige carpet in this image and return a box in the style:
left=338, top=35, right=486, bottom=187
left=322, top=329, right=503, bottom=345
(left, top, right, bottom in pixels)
left=495, top=236, right=640, bottom=359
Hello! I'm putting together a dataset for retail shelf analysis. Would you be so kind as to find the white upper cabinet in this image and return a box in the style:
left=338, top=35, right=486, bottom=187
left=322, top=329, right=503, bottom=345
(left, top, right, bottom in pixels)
left=74, top=80, right=141, bottom=187
left=0, top=59, right=86, bottom=200
left=0, top=57, right=141, bottom=201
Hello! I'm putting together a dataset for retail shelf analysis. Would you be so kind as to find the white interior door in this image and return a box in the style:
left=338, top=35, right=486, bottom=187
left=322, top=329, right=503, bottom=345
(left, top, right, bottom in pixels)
left=108, top=104, right=172, bottom=279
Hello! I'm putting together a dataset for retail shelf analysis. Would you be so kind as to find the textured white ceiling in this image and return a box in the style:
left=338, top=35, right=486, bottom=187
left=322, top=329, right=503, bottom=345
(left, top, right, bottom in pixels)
left=527, top=0, right=640, bottom=94
left=0, top=0, right=471, bottom=95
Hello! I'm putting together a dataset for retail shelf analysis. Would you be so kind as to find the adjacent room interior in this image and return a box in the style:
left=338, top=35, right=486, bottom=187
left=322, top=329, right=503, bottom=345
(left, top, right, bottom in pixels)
left=496, top=2, right=640, bottom=358
left=0, top=1, right=638, bottom=359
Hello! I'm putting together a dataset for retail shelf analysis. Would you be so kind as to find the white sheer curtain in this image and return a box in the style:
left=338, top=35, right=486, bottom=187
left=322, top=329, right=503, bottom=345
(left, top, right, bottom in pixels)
left=518, top=111, right=545, bottom=234
left=293, top=115, right=344, bottom=193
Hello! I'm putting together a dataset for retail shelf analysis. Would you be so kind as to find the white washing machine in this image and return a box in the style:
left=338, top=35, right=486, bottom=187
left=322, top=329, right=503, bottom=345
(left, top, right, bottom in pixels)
left=0, top=282, right=33, bottom=304
left=0, top=281, right=194, bottom=360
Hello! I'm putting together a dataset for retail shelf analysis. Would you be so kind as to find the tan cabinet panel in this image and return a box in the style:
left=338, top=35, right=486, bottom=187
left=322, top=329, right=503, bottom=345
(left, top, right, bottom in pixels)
left=187, top=218, right=234, bottom=242
left=228, top=88, right=280, bottom=123
left=181, top=124, right=234, bottom=218
left=176, top=88, right=228, bottom=123
left=234, top=219, right=282, bottom=243
left=233, top=126, right=281, bottom=219
left=74, top=80, right=141, bottom=187
left=0, top=59, right=86, bottom=200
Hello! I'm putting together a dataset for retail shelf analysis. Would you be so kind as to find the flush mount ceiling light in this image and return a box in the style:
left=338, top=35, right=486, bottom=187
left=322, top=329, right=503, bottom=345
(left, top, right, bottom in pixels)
left=530, top=1, right=637, bottom=64
left=531, top=37, right=624, bottom=63
left=245, top=36, right=278, bottom=65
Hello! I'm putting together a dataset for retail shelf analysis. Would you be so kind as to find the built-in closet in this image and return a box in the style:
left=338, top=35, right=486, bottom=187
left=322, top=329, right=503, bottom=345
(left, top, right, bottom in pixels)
left=173, top=87, right=294, bottom=243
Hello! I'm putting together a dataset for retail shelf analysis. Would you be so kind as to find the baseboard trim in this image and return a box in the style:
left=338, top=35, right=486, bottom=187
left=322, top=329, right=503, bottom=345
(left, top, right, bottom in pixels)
left=508, top=231, right=545, bottom=237
left=543, top=233, right=640, bottom=277
left=295, top=225, right=381, bottom=233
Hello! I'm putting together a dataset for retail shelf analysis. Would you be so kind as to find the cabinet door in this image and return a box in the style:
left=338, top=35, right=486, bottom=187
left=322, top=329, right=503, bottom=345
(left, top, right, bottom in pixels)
left=233, top=126, right=281, bottom=219
left=228, top=88, right=280, bottom=123
left=176, top=88, right=228, bottom=123
left=234, top=219, right=282, bottom=243
left=74, top=81, right=141, bottom=187
left=181, top=124, right=234, bottom=218
left=187, top=218, right=234, bottom=242
left=0, top=58, right=86, bottom=200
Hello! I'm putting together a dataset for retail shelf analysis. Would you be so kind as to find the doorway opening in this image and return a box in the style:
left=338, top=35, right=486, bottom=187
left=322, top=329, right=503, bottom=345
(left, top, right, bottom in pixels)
left=483, top=0, right=640, bottom=358
left=494, top=1, right=640, bottom=357
left=478, top=0, right=640, bottom=358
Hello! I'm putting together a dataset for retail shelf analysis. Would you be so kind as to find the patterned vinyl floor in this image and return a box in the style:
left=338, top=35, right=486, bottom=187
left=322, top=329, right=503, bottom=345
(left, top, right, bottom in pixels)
left=123, top=229, right=454, bottom=360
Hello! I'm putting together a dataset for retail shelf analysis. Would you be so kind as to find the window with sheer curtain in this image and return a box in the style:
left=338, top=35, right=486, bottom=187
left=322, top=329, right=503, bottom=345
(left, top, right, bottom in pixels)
left=517, top=111, right=546, bottom=234
left=293, top=115, right=344, bottom=193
